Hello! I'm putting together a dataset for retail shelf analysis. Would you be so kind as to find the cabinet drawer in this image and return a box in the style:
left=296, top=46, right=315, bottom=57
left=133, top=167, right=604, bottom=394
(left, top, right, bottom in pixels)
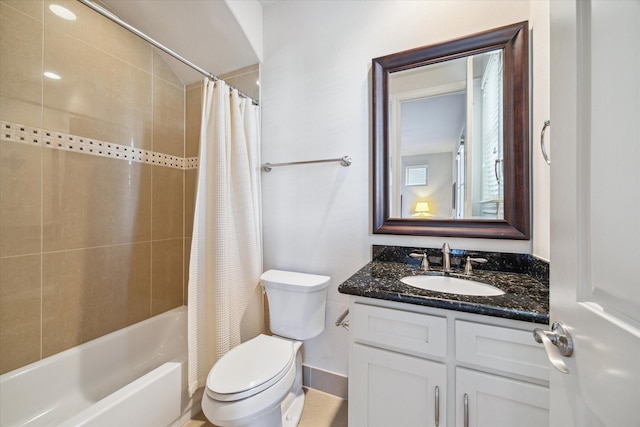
left=352, top=303, right=447, bottom=358
left=455, top=320, right=549, bottom=381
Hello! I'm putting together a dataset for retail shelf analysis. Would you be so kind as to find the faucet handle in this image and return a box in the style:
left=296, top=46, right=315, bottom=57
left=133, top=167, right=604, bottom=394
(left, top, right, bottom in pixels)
left=409, top=253, right=430, bottom=271
left=464, top=257, right=488, bottom=274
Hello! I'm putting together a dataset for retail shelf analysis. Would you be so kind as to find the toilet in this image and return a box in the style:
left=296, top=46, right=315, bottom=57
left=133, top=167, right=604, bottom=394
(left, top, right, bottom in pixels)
left=201, top=269, right=330, bottom=427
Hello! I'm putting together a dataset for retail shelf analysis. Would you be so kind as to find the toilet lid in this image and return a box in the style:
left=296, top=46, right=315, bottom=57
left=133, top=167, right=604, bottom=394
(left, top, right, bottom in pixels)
left=206, top=334, right=295, bottom=402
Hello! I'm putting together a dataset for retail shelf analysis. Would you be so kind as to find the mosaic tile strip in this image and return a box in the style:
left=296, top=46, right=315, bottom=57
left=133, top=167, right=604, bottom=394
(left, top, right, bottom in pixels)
left=1, top=121, right=198, bottom=170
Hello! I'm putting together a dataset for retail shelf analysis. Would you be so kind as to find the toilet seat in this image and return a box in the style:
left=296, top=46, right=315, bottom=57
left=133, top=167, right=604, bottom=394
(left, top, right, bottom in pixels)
left=206, top=334, right=295, bottom=402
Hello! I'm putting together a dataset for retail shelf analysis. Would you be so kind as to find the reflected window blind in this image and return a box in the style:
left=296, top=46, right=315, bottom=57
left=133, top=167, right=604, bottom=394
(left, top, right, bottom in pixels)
left=481, top=52, right=504, bottom=215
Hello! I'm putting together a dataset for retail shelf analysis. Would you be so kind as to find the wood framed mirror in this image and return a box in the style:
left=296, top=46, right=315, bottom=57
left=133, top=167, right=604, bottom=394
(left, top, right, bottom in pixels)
left=372, top=21, right=530, bottom=239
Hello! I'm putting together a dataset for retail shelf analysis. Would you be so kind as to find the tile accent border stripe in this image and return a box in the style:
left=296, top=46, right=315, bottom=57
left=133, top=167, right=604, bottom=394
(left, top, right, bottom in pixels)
left=1, top=121, right=198, bottom=170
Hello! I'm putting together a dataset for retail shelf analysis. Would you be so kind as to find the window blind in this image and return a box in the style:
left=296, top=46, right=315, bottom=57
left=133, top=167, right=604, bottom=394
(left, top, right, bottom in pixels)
left=480, top=52, right=504, bottom=217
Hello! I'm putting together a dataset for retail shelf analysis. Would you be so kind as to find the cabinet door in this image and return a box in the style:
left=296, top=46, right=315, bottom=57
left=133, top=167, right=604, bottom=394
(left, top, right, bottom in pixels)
left=456, top=368, right=548, bottom=427
left=350, top=343, right=446, bottom=427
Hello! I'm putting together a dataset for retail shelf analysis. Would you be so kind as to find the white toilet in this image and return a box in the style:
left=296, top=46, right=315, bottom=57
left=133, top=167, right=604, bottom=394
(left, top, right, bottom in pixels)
left=201, top=269, right=330, bottom=427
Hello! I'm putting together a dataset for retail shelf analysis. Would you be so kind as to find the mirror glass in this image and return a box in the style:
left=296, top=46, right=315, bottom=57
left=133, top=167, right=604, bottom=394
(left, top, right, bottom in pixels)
left=389, top=49, right=504, bottom=220
left=372, top=22, right=530, bottom=239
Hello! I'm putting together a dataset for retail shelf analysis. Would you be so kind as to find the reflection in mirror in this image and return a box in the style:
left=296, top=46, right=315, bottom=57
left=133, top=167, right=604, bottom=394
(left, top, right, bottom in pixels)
left=390, top=50, right=504, bottom=220
left=372, top=21, right=529, bottom=239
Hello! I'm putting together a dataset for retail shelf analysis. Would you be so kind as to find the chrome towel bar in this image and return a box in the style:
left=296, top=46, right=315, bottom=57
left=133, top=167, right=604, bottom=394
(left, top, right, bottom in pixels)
left=261, top=155, right=352, bottom=172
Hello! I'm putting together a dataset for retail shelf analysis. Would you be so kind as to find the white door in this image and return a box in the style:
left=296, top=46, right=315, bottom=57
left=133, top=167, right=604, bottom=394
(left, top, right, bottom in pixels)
left=549, top=1, right=640, bottom=426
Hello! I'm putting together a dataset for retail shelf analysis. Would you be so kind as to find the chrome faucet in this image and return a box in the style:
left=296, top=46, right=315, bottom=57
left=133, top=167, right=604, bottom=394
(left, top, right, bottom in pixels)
left=441, top=242, right=451, bottom=273
left=463, top=256, right=488, bottom=274
left=409, top=252, right=430, bottom=271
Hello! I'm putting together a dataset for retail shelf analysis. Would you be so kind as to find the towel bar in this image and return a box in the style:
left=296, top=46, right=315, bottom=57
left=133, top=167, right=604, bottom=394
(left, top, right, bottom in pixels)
left=262, top=155, right=351, bottom=172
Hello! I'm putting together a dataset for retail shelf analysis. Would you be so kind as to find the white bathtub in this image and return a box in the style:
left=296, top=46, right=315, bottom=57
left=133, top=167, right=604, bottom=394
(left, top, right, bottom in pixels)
left=0, top=306, right=202, bottom=427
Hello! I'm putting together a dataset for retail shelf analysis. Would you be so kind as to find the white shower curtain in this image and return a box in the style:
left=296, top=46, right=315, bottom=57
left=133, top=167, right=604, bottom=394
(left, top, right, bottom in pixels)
left=188, top=79, right=263, bottom=396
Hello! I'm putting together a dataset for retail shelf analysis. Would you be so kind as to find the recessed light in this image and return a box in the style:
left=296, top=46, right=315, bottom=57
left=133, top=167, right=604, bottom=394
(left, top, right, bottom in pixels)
left=49, top=4, right=77, bottom=21
left=44, top=71, right=61, bottom=80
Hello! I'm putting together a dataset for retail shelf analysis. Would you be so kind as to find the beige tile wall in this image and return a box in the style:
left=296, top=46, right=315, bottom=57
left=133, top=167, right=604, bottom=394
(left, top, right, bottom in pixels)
left=220, top=64, right=260, bottom=102
left=0, top=0, right=188, bottom=374
left=0, top=1, right=43, bottom=126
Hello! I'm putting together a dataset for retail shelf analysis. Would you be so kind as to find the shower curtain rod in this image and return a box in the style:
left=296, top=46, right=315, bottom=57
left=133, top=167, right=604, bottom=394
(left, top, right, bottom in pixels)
left=76, top=0, right=259, bottom=105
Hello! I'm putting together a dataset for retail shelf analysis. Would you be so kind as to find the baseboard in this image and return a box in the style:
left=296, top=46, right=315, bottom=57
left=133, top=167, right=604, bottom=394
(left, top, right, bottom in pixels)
left=302, top=364, right=348, bottom=400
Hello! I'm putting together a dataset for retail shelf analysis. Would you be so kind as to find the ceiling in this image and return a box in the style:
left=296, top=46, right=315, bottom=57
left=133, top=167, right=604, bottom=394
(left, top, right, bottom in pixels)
left=401, top=93, right=466, bottom=156
left=390, top=57, right=468, bottom=157
left=100, top=0, right=262, bottom=85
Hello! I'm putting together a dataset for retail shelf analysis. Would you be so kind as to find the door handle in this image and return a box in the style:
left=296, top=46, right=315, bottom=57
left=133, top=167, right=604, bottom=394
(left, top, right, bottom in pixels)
left=533, top=322, right=574, bottom=373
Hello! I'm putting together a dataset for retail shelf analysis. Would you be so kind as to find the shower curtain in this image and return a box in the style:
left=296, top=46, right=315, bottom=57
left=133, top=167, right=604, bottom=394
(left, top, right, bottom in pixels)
left=188, top=79, right=263, bottom=396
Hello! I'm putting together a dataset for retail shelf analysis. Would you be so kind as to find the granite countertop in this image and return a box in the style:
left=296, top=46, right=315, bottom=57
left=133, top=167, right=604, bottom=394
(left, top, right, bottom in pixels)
left=338, top=259, right=549, bottom=324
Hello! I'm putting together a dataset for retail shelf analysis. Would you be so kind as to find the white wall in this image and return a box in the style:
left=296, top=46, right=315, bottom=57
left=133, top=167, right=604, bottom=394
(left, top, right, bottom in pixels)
left=261, top=0, right=547, bottom=376
left=225, top=0, right=264, bottom=62
left=530, top=0, right=551, bottom=262
left=401, top=153, right=453, bottom=219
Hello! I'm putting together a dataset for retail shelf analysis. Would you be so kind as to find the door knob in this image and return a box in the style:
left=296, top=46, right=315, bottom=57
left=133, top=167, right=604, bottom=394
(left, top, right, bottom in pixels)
left=533, top=322, right=574, bottom=374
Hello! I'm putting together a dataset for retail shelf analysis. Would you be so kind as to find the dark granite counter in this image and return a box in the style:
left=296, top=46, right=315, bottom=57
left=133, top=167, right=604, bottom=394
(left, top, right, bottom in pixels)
left=338, top=245, right=549, bottom=324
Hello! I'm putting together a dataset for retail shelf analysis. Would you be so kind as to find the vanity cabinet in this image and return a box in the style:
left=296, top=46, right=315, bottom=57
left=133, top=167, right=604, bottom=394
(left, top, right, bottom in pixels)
left=348, top=298, right=550, bottom=427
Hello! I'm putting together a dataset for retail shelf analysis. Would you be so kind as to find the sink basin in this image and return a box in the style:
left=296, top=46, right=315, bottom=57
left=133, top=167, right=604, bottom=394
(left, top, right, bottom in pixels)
left=400, top=275, right=505, bottom=296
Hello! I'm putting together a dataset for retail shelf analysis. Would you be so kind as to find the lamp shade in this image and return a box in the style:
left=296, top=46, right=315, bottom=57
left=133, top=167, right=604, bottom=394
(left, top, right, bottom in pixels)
left=413, top=201, right=432, bottom=217
left=415, top=202, right=430, bottom=213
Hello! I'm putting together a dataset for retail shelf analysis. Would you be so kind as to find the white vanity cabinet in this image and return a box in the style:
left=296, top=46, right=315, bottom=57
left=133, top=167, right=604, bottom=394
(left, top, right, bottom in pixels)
left=348, top=298, right=550, bottom=427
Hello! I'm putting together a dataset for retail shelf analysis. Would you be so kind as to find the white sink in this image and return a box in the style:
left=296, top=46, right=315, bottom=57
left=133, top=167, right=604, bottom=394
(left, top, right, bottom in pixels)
left=400, top=275, right=505, bottom=296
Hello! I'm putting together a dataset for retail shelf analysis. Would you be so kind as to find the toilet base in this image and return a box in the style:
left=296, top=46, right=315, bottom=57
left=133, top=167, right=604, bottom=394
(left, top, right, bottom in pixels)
left=202, top=340, right=305, bottom=427
left=282, top=388, right=304, bottom=426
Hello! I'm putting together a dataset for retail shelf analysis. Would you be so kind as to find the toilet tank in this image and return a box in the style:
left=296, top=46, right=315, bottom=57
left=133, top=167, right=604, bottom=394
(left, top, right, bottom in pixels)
left=260, top=269, right=330, bottom=340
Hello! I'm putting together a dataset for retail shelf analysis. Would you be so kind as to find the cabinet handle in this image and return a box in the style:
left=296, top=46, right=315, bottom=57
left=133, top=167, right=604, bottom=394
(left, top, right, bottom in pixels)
left=434, top=385, right=440, bottom=426
left=464, top=393, right=469, bottom=427
left=540, top=120, right=551, bottom=165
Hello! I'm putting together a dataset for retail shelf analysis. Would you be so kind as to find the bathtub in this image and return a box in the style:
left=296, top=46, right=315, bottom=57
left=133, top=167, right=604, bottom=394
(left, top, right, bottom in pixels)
left=0, top=306, right=203, bottom=427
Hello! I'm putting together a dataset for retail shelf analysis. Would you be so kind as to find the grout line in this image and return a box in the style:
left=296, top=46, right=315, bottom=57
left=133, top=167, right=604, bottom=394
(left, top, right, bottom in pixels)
left=39, top=142, right=44, bottom=361
left=39, top=0, right=45, bottom=362
left=150, top=49, right=155, bottom=318
left=182, top=85, right=187, bottom=305
left=149, top=238, right=153, bottom=317
left=0, top=252, right=45, bottom=260
left=18, top=238, right=183, bottom=257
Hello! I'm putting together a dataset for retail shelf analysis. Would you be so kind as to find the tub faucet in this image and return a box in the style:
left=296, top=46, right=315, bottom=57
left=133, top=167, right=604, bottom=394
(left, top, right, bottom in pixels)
left=441, top=242, right=451, bottom=273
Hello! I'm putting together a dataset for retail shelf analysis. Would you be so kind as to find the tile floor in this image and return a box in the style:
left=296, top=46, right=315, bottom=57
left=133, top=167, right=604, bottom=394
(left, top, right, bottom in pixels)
left=183, top=387, right=348, bottom=427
